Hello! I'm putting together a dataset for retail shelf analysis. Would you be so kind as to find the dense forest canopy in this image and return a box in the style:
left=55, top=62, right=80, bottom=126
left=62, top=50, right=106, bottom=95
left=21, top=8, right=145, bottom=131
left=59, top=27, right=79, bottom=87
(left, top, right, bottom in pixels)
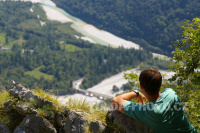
left=0, top=2, right=173, bottom=94
left=52, top=0, right=200, bottom=56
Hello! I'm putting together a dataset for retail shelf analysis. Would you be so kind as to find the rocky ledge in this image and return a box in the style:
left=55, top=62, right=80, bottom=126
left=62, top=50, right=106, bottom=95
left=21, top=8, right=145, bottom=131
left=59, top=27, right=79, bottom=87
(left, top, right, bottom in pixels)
left=0, top=81, right=153, bottom=133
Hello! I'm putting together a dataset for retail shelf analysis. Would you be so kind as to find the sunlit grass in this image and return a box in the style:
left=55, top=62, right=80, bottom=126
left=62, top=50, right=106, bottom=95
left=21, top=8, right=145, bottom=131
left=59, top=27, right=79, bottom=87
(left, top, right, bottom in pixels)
left=84, top=125, right=91, bottom=133
left=32, top=87, right=65, bottom=118
left=25, top=66, right=54, bottom=80
left=0, top=87, right=108, bottom=129
left=36, top=105, right=55, bottom=118
left=66, top=97, right=107, bottom=124
left=0, top=33, right=6, bottom=44
left=0, top=88, right=23, bottom=132
left=32, top=86, right=60, bottom=106
left=67, top=98, right=91, bottom=113
left=61, top=44, right=83, bottom=52
left=0, top=88, right=15, bottom=107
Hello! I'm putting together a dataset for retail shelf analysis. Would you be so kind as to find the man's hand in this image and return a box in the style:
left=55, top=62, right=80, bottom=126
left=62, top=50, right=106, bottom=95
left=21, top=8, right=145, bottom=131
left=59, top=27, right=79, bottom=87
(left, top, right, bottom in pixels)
left=136, top=92, right=147, bottom=105
left=111, top=91, right=147, bottom=114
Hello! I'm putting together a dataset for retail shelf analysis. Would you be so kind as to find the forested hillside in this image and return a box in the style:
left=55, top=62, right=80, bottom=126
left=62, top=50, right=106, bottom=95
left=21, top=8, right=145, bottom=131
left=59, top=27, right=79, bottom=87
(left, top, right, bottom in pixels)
left=52, top=0, right=200, bottom=55
left=0, top=2, right=173, bottom=93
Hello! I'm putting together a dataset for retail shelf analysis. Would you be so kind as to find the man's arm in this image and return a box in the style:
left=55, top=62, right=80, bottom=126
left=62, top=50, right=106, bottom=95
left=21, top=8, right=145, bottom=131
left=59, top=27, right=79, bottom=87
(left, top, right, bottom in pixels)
left=111, top=92, right=146, bottom=114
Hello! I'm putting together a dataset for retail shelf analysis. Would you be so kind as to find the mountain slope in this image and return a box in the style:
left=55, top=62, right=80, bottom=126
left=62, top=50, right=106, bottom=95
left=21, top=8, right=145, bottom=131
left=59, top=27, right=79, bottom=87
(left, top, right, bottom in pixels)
left=0, top=2, right=173, bottom=92
left=52, top=0, right=200, bottom=55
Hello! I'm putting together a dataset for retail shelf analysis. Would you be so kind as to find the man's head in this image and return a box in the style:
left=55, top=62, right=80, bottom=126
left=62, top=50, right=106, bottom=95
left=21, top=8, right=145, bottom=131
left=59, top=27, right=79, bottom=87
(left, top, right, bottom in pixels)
left=139, top=68, right=162, bottom=95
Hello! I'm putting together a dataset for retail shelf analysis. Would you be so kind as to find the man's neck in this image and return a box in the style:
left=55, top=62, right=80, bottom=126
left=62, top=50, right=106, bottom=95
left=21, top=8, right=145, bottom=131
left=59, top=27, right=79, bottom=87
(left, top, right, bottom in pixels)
left=146, top=92, right=162, bottom=102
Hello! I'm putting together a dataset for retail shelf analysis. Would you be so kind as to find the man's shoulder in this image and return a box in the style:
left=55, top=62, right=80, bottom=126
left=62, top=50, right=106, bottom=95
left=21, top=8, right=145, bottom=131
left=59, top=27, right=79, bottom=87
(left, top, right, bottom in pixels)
left=161, top=88, right=175, bottom=93
left=161, top=88, right=177, bottom=97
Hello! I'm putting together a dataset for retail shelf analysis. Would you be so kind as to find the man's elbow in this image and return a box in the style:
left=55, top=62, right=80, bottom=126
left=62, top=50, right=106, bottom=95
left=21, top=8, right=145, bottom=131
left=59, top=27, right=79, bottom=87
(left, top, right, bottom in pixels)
left=110, top=97, right=120, bottom=109
left=111, top=97, right=117, bottom=103
left=110, top=97, right=125, bottom=114
left=110, top=97, right=116, bottom=107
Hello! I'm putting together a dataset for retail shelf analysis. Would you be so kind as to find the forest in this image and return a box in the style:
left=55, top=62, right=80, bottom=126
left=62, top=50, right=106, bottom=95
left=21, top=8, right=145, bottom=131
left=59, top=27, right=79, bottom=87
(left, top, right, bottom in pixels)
left=0, top=2, right=173, bottom=94
left=52, top=0, right=200, bottom=56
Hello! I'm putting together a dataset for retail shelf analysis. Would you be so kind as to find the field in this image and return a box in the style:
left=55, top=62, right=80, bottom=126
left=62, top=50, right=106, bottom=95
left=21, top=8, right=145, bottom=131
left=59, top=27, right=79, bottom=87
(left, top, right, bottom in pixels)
left=25, top=66, right=54, bottom=80
left=0, top=33, right=6, bottom=44
left=62, top=44, right=83, bottom=52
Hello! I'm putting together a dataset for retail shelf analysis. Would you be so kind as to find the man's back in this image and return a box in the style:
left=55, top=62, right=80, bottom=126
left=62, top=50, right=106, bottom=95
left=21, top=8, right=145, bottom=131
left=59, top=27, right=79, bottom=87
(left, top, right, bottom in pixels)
left=124, top=88, right=198, bottom=133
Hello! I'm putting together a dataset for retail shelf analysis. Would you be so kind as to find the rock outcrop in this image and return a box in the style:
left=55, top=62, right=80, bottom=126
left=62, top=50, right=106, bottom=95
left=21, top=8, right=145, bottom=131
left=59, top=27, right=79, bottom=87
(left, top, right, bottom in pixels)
left=63, top=109, right=89, bottom=133
left=15, top=102, right=37, bottom=116
left=9, top=80, right=54, bottom=108
left=106, top=110, right=154, bottom=133
left=89, top=120, right=106, bottom=133
left=14, top=114, right=57, bottom=133
left=0, top=123, right=10, bottom=133
left=0, top=81, right=153, bottom=133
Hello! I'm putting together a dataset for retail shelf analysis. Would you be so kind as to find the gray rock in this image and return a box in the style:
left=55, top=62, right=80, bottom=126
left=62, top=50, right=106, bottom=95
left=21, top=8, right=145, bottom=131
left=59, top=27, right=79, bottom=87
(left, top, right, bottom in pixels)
left=89, top=120, right=105, bottom=133
left=16, top=83, right=26, bottom=91
left=63, top=110, right=89, bottom=133
left=15, top=102, right=37, bottom=116
left=14, top=114, right=57, bottom=133
left=56, top=113, right=65, bottom=127
left=0, top=123, right=10, bottom=133
left=3, top=100, right=14, bottom=112
left=36, top=97, right=54, bottom=108
left=9, top=82, right=34, bottom=101
left=9, top=81, right=54, bottom=108
left=106, top=110, right=154, bottom=133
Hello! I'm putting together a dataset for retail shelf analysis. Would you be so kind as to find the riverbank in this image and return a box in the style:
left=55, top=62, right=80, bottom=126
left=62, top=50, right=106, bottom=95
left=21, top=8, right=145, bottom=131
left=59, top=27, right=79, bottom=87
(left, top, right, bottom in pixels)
left=29, top=0, right=141, bottom=49
left=57, top=69, right=175, bottom=104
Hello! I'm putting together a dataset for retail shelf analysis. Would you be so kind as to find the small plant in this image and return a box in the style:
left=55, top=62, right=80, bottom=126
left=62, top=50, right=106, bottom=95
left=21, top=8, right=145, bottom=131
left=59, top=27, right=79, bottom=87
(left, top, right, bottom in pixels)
left=32, top=86, right=61, bottom=106
left=84, top=124, right=91, bottom=133
left=0, top=88, right=15, bottom=107
left=66, top=97, right=91, bottom=113
left=37, top=105, right=55, bottom=118
left=66, top=97, right=108, bottom=124
left=0, top=89, right=24, bottom=132
left=32, top=86, right=65, bottom=114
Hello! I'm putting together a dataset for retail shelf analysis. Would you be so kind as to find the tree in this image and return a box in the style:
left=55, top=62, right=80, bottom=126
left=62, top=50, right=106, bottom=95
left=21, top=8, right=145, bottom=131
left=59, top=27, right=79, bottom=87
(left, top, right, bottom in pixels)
left=168, top=18, right=200, bottom=130
left=112, top=85, right=119, bottom=92
left=169, top=18, right=200, bottom=88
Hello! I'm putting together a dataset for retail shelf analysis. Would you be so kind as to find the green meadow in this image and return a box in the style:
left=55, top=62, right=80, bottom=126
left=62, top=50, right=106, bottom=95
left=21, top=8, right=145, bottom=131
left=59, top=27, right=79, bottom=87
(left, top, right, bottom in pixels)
left=25, top=66, right=54, bottom=80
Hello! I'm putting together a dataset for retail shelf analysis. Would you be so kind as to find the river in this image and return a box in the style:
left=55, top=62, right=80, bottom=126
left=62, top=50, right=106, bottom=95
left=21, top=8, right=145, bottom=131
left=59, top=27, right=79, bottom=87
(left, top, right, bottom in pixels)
left=30, top=0, right=141, bottom=49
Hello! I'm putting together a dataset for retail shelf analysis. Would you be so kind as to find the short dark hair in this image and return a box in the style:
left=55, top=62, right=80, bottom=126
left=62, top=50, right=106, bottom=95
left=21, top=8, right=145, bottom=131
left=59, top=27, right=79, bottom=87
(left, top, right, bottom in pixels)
left=139, top=68, right=162, bottom=95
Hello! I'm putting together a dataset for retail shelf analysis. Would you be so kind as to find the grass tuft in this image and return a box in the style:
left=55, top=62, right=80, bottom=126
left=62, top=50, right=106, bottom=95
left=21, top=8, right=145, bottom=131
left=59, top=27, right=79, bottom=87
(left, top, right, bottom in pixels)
left=0, top=88, right=23, bottom=132
left=0, top=88, right=15, bottom=106
left=32, top=86, right=60, bottom=106
left=67, top=98, right=91, bottom=113
left=66, top=97, right=108, bottom=124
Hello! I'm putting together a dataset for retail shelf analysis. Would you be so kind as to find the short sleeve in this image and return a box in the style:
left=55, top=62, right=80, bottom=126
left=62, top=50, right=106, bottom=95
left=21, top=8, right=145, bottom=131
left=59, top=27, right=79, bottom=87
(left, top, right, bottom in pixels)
left=124, top=101, right=147, bottom=122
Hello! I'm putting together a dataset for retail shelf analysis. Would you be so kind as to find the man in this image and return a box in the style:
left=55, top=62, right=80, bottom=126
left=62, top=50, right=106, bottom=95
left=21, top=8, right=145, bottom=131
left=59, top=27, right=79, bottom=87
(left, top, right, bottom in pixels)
left=111, top=68, right=198, bottom=133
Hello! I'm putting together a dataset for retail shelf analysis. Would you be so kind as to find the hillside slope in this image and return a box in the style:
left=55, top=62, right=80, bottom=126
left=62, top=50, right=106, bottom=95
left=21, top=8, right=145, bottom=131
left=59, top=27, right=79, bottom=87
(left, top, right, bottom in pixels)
left=0, top=2, right=173, bottom=92
left=52, top=0, right=200, bottom=55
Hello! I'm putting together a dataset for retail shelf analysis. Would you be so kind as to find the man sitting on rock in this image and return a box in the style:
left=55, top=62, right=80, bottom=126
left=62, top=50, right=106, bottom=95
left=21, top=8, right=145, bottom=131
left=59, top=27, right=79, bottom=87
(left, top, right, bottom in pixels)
left=111, top=68, right=198, bottom=133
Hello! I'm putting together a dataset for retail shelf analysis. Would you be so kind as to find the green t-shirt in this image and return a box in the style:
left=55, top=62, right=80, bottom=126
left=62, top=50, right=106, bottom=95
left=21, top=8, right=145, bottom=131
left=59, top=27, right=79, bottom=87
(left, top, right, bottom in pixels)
left=124, top=88, right=198, bottom=133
